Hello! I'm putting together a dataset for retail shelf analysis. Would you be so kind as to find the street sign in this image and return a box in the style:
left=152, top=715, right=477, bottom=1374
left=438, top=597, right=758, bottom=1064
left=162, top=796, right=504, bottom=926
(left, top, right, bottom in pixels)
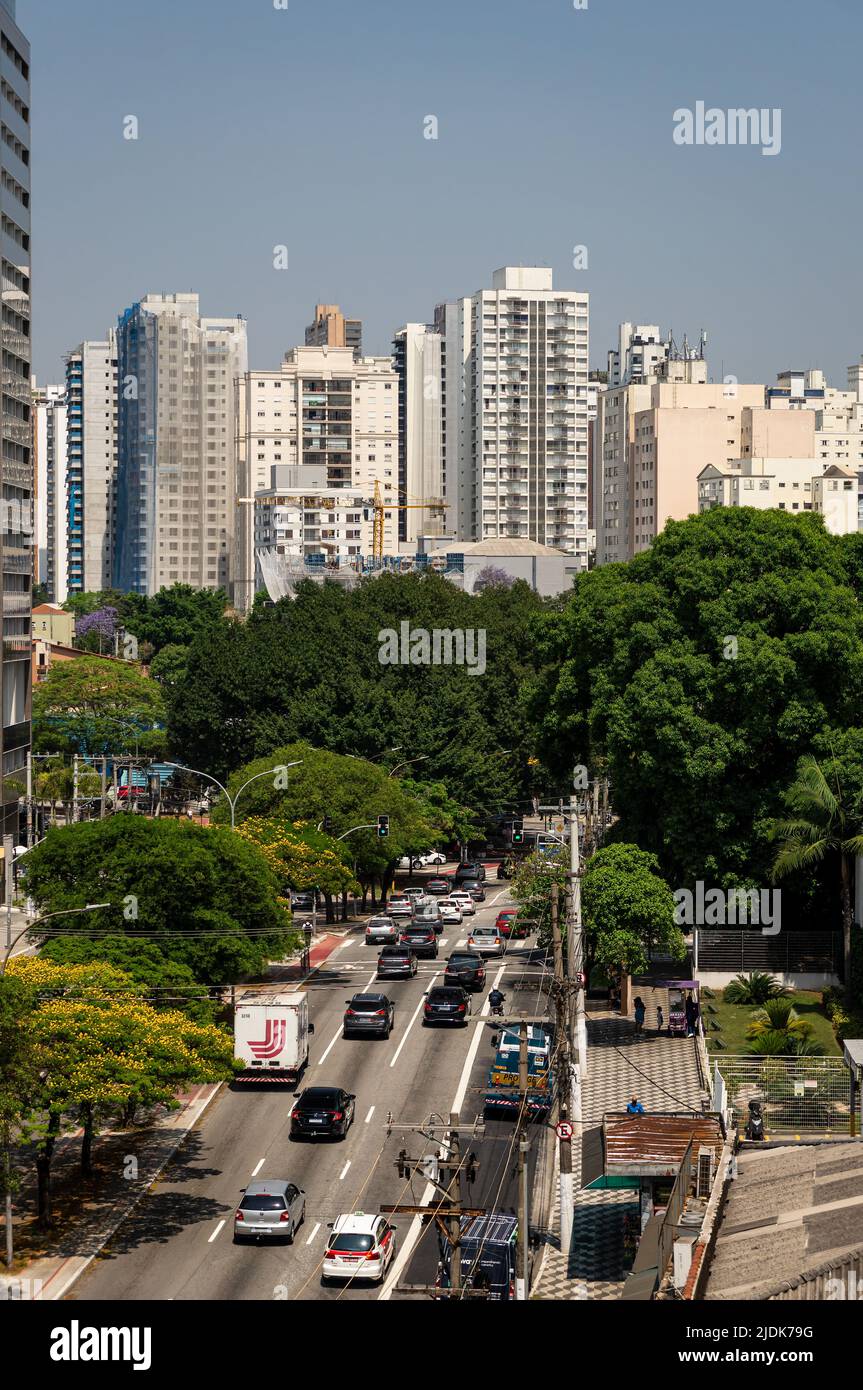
left=556, top=1121, right=573, bottom=1141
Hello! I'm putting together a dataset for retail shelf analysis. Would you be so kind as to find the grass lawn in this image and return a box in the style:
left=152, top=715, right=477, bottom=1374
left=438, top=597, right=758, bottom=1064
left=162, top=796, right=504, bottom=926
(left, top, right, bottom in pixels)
left=703, top=989, right=842, bottom=1056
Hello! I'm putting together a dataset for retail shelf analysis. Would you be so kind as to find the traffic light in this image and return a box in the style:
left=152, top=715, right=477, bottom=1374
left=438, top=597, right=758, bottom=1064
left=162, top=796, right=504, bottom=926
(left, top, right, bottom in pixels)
left=512, top=819, right=524, bottom=845
left=377, top=815, right=390, bottom=839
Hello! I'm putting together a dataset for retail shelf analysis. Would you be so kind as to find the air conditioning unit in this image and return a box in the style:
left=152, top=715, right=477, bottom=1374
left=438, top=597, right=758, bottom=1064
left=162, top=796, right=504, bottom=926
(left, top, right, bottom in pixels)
left=673, top=1234, right=698, bottom=1290
left=696, top=1148, right=715, bottom=1198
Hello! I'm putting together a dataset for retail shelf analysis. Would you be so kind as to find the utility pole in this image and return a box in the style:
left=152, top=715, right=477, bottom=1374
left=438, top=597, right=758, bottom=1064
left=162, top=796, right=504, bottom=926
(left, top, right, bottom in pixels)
left=567, top=790, right=587, bottom=1081
left=3, top=834, right=12, bottom=954
left=381, top=1112, right=489, bottom=1299
left=516, top=1022, right=530, bottom=1301
left=551, top=882, right=574, bottom=1255
left=100, top=757, right=107, bottom=821
left=72, top=754, right=79, bottom=824
left=26, top=751, right=33, bottom=850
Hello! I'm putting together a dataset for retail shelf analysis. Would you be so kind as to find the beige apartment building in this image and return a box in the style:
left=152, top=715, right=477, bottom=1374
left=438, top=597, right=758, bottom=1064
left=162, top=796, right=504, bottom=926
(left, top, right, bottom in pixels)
left=235, top=346, right=398, bottom=610
left=304, top=303, right=362, bottom=357
left=699, top=458, right=857, bottom=535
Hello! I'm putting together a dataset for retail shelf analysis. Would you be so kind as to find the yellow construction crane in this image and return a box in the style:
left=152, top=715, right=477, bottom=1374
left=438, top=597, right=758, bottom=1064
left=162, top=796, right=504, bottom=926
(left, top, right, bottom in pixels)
left=372, top=481, right=445, bottom=561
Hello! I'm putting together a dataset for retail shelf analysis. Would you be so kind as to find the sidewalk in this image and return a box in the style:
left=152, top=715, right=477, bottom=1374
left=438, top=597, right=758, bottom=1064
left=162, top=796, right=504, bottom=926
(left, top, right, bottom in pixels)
left=534, top=1008, right=708, bottom=1300
left=1, top=929, right=352, bottom=1301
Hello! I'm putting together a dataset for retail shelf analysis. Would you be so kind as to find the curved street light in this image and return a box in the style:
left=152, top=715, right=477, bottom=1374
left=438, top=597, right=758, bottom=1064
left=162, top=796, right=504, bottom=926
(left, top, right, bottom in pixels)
left=166, top=760, right=303, bottom=830
left=388, top=756, right=430, bottom=779
left=1, top=903, right=113, bottom=976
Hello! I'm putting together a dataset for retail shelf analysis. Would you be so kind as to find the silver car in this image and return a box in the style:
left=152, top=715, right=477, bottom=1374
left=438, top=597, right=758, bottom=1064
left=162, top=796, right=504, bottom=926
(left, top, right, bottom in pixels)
left=365, top=915, right=399, bottom=945
left=234, top=1179, right=305, bottom=1244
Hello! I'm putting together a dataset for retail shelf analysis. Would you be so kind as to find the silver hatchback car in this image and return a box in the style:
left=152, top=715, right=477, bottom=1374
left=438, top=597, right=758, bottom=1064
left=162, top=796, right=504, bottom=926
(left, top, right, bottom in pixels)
left=234, top=1179, right=305, bottom=1244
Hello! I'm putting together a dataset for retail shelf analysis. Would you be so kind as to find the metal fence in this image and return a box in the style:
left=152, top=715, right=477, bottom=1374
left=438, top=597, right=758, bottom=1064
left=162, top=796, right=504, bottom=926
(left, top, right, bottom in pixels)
left=714, top=1056, right=857, bottom=1135
left=696, top=930, right=840, bottom=975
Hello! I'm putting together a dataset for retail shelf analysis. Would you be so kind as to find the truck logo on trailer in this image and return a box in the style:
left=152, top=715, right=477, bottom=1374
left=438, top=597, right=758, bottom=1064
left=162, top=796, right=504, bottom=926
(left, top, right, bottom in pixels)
left=248, top=1019, right=286, bottom=1059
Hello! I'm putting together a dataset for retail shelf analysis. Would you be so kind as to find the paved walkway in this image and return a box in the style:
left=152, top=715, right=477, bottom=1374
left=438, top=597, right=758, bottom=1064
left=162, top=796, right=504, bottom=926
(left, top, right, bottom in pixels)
left=534, top=1009, right=708, bottom=1300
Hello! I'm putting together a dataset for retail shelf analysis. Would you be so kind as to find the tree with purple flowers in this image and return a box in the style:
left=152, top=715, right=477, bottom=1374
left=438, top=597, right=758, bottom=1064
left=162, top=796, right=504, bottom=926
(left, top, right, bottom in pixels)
left=75, top=607, right=119, bottom=654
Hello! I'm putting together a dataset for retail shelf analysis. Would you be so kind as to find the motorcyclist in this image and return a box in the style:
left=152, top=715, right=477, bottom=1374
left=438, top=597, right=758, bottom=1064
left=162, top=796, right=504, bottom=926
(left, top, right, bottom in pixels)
left=488, top=988, right=505, bottom=1015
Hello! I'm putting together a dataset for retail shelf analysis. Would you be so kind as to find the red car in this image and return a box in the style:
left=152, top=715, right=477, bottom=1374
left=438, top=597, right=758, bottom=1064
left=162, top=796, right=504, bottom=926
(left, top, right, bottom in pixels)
left=495, top=909, right=529, bottom=940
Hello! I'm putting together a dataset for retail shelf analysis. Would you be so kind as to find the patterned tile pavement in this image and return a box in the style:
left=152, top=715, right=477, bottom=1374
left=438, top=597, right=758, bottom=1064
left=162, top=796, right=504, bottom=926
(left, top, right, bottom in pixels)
left=533, top=1009, right=708, bottom=1300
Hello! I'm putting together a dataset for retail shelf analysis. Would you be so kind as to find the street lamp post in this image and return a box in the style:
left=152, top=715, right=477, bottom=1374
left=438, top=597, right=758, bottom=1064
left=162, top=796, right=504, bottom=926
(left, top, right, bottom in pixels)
left=2, top=902, right=113, bottom=976
left=388, top=756, right=430, bottom=779
left=166, top=761, right=303, bottom=830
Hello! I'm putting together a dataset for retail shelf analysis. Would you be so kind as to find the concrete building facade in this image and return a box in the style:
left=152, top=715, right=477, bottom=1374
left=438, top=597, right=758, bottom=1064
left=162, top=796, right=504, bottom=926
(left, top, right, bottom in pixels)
left=235, top=345, right=398, bottom=609
left=699, top=457, right=858, bottom=534
left=64, top=335, right=117, bottom=596
left=392, top=323, right=443, bottom=545
left=434, top=267, right=590, bottom=565
left=0, top=0, right=31, bottom=836
left=32, top=383, right=67, bottom=602
left=304, top=303, right=362, bottom=357
left=114, top=294, right=247, bottom=595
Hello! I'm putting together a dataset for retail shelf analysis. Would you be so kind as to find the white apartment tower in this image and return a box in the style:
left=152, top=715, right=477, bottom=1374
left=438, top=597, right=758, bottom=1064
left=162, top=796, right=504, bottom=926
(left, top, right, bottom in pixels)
left=64, top=334, right=117, bottom=596
left=32, top=384, right=68, bottom=601
left=607, top=323, right=671, bottom=388
left=235, top=345, right=399, bottom=610
left=434, top=267, right=589, bottom=564
left=114, top=294, right=247, bottom=595
left=392, top=324, right=443, bottom=546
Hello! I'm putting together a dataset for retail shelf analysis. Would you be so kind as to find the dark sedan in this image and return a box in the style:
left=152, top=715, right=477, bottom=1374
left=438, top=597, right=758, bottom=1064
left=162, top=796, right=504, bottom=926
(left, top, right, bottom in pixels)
left=443, top=951, right=487, bottom=992
left=423, top=986, right=471, bottom=1026
left=399, top=925, right=438, bottom=959
left=459, top=878, right=486, bottom=902
left=343, top=993, right=395, bottom=1039
left=424, top=877, right=452, bottom=896
left=377, top=945, right=418, bottom=979
left=290, top=1087, right=356, bottom=1141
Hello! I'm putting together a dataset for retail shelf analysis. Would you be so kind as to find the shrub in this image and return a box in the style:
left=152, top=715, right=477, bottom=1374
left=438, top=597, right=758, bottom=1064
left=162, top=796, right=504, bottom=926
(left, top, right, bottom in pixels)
left=723, top=972, right=788, bottom=1006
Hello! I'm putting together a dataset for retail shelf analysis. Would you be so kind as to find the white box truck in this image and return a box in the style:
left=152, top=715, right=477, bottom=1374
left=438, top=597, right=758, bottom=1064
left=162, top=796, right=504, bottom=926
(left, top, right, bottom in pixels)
left=233, top=991, right=313, bottom=1084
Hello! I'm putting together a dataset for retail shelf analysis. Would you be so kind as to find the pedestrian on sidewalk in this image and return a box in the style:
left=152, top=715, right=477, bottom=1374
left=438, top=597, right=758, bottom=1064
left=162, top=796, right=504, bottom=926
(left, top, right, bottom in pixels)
left=627, top=1095, right=645, bottom=1115
left=656, top=1004, right=664, bottom=1034
left=685, top=996, right=699, bottom=1037
left=633, top=996, right=646, bottom=1034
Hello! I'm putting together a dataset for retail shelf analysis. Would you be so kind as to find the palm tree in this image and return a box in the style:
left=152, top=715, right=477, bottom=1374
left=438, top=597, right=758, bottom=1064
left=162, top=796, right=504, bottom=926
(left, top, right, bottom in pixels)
left=723, top=971, right=787, bottom=1005
left=745, top=997, right=822, bottom=1055
left=771, top=754, right=863, bottom=984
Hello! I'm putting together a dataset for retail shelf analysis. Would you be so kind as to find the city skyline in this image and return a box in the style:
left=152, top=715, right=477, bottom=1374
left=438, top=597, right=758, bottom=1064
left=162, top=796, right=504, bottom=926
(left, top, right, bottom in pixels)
left=20, top=0, right=863, bottom=389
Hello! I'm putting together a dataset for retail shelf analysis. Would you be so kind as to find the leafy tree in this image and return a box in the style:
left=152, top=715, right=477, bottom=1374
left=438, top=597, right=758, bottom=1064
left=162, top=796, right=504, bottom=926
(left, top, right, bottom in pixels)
left=771, top=753, right=863, bottom=985
left=75, top=607, right=119, bottom=654
left=511, top=847, right=569, bottom=949
left=148, top=643, right=191, bottom=690
left=528, top=509, right=863, bottom=902
left=33, top=654, right=167, bottom=757
left=32, top=582, right=50, bottom=606
left=472, top=565, right=515, bottom=593
left=8, top=957, right=233, bottom=1222
left=236, top=818, right=359, bottom=921
left=19, top=816, right=295, bottom=983
left=39, top=936, right=217, bottom=1023
left=581, top=843, right=683, bottom=976
left=0, top=975, right=40, bottom=1220
left=166, top=572, right=544, bottom=818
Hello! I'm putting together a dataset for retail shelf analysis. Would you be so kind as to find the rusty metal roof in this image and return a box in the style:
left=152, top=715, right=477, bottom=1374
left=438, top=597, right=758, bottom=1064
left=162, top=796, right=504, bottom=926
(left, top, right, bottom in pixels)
left=604, top=1111, right=724, bottom=1177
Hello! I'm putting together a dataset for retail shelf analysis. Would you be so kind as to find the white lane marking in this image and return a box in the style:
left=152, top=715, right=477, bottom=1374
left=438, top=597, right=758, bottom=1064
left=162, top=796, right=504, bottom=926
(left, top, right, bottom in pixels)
left=209, top=1219, right=226, bottom=1243
left=251, top=1158, right=265, bottom=1177
left=365, top=1106, right=375, bottom=1124
left=455, top=938, right=467, bottom=949
left=380, top=960, right=507, bottom=1301
left=318, top=968, right=378, bottom=1064
left=306, top=1222, right=321, bottom=1246
left=390, top=971, right=440, bottom=1068
left=339, top=1161, right=351, bottom=1181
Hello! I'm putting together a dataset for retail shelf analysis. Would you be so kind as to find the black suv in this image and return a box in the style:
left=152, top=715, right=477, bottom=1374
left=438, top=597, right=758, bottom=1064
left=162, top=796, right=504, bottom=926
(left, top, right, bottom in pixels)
left=459, top=878, right=486, bottom=902
left=444, top=951, right=487, bottom=992
left=290, top=1087, right=356, bottom=1141
left=399, top=925, right=438, bottom=959
left=343, top=993, right=395, bottom=1039
left=454, top=862, right=486, bottom=884
left=377, top=946, right=418, bottom=979
left=423, top=986, right=471, bottom=1026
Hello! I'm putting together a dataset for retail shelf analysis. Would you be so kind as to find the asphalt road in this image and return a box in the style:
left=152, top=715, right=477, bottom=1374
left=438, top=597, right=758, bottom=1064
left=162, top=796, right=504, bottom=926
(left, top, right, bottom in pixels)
left=73, top=870, right=553, bottom=1303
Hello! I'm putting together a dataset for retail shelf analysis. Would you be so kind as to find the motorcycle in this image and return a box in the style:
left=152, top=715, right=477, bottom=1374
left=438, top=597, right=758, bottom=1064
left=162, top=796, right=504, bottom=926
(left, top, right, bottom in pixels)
left=489, top=994, right=506, bottom=1018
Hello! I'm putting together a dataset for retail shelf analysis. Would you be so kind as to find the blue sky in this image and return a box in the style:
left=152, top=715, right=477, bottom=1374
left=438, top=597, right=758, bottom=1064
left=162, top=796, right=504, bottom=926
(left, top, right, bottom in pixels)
left=21, top=0, right=861, bottom=387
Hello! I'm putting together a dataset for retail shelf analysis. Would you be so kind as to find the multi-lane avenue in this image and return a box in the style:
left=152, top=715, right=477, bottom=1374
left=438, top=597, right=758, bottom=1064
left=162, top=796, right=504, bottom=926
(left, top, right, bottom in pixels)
left=72, top=875, right=552, bottom=1302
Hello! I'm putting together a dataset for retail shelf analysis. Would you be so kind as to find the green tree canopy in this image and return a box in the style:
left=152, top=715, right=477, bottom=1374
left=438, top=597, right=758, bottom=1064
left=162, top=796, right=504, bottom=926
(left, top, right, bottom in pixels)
left=19, top=816, right=295, bottom=983
left=581, top=843, right=683, bottom=976
left=33, top=653, right=167, bottom=757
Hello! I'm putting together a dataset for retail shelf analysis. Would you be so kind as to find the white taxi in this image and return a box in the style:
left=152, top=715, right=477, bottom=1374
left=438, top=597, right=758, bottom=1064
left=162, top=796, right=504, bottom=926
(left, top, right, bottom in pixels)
left=322, top=1212, right=397, bottom=1284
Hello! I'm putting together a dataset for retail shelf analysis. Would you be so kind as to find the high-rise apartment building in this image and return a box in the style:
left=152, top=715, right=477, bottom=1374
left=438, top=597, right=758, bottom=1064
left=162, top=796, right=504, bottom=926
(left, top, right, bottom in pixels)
left=0, top=0, right=31, bottom=838
left=64, top=334, right=117, bottom=596
left=434, top=267, right=589, bottom=564
left=235, top=345, right=398, bottom=609
left=304, top=303, right=362, bottom=357
left=33, top=384, right=68, bottom=602
left=392, top=324, right=443, bottom=545
left=114, top=294, right=247, bottom=595
left=607, top=323, right=671, bottom=388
